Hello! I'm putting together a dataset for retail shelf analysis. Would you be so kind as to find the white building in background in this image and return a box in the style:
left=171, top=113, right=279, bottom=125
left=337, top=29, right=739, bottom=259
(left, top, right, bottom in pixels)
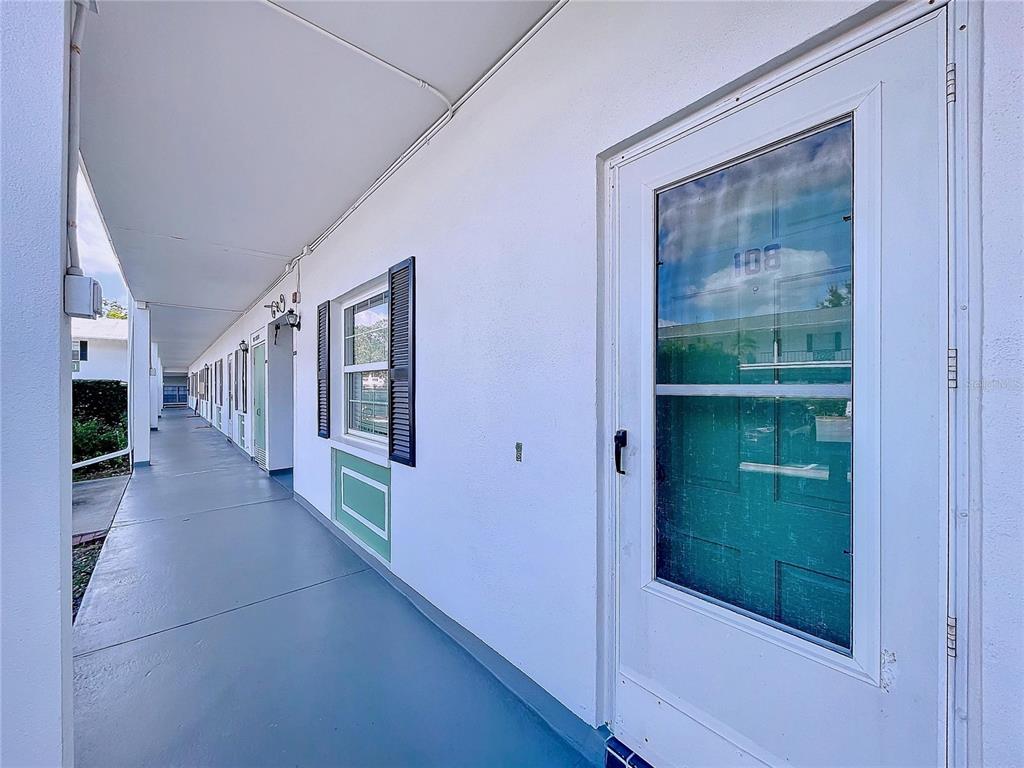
left=70, top=317, right=127, bottom=382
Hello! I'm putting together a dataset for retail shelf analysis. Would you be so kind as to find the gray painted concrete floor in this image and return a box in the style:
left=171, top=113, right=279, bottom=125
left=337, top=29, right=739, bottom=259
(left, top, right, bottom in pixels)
left=72, top=475, right=129, bottom=541
left=74, top=409, right=589, bottom=768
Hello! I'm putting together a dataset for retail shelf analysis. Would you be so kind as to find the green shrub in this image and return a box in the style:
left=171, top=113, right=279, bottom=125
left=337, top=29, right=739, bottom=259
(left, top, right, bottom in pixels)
left=73, top=417, right=127, bottom=464
left=72, top=418, right=129, bottom=481
left=72, top=381, right=129, bottom=480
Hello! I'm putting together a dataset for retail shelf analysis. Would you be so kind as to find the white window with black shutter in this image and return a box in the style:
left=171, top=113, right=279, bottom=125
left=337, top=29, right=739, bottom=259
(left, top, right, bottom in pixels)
left=321, top=259, right=414, bottom=466
left=388, top=258, right=415, bottom=466
left=316, top=301, right=330, bottom=438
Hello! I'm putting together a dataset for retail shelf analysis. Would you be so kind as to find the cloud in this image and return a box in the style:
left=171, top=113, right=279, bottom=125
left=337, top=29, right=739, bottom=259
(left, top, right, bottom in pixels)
left=664, top=246, right=850, bottom=326
left=656, top=121, right=853, bottom=327
left=657, top=121, right=853, bottom=263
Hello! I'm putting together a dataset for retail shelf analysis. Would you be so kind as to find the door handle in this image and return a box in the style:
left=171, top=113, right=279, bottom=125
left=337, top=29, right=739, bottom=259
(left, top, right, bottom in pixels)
left=614, top=429, right=628, bottom=475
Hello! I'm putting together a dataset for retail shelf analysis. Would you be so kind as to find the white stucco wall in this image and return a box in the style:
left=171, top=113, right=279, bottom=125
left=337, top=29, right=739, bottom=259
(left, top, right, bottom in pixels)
left=190, top=0, right=890, bottom=725
left=72, top=337, right=128, bottom=382
left=973, top=1, right=1024, bottom=763
left=0, top=1, right=73, bottom=764
left=187, top=1, right=1023, bottom=752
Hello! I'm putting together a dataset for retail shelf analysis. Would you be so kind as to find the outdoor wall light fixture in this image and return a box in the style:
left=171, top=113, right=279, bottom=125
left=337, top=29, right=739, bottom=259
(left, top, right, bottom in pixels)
left=238, top=340, right=249, bottom=353
left=284, top=308, right=301, bottom=331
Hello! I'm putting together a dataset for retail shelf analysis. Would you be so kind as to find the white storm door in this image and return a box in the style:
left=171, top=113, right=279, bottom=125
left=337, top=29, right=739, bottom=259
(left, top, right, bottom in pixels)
left=614, top=13, right=948, bottom=767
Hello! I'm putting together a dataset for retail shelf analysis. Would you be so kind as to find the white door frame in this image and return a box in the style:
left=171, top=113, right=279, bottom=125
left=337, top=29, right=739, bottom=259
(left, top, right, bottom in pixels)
left=596, top=2, right=975, bottom=764
left=250, top=328, right=268, bottom=467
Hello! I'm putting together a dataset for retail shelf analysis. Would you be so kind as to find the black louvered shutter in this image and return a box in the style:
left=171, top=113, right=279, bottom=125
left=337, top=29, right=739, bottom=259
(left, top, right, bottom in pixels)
left=317, top=301, right=330, bottom=438
left=388, top=257, right=415, bottom=466
left=79, top=340, right=88, bottom=361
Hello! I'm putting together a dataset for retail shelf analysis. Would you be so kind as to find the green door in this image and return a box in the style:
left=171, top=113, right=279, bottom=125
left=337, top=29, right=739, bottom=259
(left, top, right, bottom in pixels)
left=252, top=342, right=267, bottom=467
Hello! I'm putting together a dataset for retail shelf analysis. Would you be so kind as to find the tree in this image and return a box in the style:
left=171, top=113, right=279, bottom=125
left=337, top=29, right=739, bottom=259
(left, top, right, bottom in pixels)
left=102, top=298, right=128, bottom=319
left=818, top=282, right=852, bottom=308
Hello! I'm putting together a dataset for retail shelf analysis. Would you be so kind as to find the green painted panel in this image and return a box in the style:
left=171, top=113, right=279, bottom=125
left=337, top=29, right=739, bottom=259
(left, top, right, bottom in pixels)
left=341, top=473, right=386, bottom=532
left=332, top=449, right=390, bottom=562
left=337, top=450, right=390, bottom=485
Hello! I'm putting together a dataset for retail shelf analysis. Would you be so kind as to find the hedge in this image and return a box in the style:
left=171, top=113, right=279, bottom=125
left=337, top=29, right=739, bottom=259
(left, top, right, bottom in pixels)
left=73, top=380, right=128, bottom=427
left=73, top=380, right=129, bottom=480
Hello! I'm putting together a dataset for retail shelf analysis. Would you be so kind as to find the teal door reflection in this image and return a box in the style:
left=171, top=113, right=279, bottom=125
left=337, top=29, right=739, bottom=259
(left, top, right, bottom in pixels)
left=655, top=121, right=854, bottom=651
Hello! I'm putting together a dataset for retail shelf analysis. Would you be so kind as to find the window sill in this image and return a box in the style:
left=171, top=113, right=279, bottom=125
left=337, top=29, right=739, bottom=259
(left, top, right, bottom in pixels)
left=330, top=433, right=389, bottom=467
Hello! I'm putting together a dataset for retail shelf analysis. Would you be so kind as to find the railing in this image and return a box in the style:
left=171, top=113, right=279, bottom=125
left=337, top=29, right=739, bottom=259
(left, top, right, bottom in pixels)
left=751, top=349, right=852, bottom=363
left=72, top=447, right=130, bottom=471
left=739, top=349, right=852, bottom=370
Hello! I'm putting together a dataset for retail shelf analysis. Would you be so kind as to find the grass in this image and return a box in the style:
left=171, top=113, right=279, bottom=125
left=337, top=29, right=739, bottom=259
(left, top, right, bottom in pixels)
left=73, top=538, right=105, bottom=621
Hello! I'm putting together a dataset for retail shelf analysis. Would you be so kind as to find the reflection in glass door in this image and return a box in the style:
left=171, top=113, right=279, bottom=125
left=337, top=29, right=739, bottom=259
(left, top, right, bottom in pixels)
left=655, top=120, right=854, bottom=651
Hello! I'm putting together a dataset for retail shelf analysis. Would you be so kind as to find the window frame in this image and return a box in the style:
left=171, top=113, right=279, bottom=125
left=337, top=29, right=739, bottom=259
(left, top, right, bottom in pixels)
left=71, top=339, right=88, bottom=362
left=241, top=347, right=248, bottom=414
left=341, top=285, right=390, bottom=444
left=214, top=359, right=223, bottom=406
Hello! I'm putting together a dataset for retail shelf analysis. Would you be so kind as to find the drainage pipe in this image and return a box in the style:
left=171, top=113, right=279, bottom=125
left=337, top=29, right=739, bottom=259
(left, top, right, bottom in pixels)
left=66, top=0, right=88, bottom=275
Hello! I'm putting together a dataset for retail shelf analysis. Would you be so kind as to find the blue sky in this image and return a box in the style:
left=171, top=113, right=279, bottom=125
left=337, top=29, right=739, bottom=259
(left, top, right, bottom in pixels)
left=77, top=169, right=129, bottom=306
left=656, top=121, right=852, bottom=327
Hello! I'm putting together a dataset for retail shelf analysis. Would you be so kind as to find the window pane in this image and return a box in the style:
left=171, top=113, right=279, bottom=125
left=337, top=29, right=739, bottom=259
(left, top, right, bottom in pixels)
left=345, top=293, right=389, bottom=366
left=654, top=122, right=855, bottom=651
left=346, top=329, right=388, bottom=366
left=346, top=370, right=388, bottom=437
left=656, top=395, right=852, bottom=649
left=656, top=121, right=853, bottom=386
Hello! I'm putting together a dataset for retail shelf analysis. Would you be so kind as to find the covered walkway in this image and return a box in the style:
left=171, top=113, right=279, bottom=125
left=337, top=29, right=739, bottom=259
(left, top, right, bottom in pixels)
left=73, top=409, right=591, bottom=767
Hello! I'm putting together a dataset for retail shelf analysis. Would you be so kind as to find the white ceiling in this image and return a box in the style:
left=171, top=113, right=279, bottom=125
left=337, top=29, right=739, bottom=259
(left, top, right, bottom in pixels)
left=81, top=0, right=553, bottom=370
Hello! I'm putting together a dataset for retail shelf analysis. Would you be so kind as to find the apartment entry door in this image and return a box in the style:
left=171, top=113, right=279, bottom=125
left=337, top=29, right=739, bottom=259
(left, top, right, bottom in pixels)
left=613, top=13, right=949, bottom=767
left=252, top=341, right=267, bottom=469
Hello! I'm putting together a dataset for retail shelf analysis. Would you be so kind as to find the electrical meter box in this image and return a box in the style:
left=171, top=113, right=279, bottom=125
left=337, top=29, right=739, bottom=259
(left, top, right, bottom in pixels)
left=65, top=273, right=103, bottom=319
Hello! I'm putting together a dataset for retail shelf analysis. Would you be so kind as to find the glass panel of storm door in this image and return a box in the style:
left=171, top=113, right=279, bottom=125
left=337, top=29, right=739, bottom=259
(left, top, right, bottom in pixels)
left=656, top=121, right=853, bottom=386
left=654, top=121, right=854, bottom=650
left=655, top=395, right=852, bottom=649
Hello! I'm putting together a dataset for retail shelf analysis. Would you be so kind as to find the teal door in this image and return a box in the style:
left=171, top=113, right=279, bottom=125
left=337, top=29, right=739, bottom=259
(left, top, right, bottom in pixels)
left=252, top=342, right=267, bottom=467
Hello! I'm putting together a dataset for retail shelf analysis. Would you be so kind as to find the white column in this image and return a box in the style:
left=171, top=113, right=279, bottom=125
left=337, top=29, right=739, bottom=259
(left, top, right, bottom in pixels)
left=0, top=1, right=73, bottom=765
left=149, top=342, right=161, bottom=429
left=130, top=302, right=152, bottom=465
